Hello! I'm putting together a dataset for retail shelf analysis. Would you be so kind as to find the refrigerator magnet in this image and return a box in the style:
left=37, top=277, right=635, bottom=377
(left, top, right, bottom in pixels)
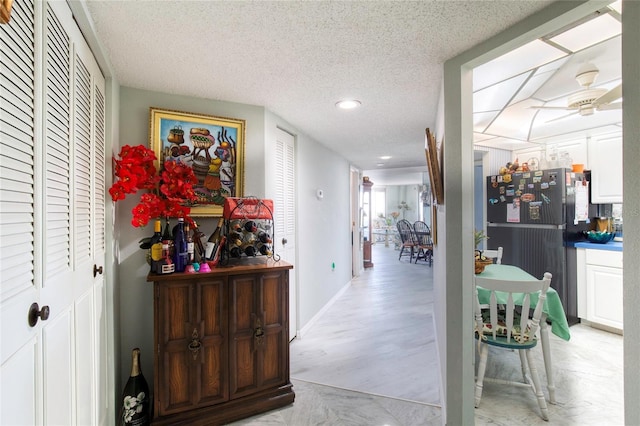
left=529, top=204, right=540, bottom=220
left=541, top=182, right=549, bottom=189
left=506, top=189, right=514, bottom=196
left=540, top=193, right=551, bottom=204
left=499, top=186, right=505, bottom=194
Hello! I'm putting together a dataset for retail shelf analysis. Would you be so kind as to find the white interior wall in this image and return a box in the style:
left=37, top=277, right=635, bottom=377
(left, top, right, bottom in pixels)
left=264, top=110, right=353, bottom=333
left=622, top=1, right=640, bottom=421
left=294, top=131, right=353, bottom=327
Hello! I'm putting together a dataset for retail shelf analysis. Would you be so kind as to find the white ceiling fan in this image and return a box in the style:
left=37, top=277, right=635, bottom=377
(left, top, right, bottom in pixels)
left=532, top=63, right=622, bottom=122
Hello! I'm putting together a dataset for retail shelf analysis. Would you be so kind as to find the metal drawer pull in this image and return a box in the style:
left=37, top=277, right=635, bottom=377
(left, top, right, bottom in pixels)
left=254, top=319, right=265, bottom=347
left=188, top=328, right=201, bottom=359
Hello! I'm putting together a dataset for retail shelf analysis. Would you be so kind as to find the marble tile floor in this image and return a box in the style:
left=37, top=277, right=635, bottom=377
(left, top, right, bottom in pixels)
left=229, top=243, right=624, bottom=425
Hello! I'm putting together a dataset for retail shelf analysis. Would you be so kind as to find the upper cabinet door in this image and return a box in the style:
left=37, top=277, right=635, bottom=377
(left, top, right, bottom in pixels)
left=588, top=133, right=623, bottom=204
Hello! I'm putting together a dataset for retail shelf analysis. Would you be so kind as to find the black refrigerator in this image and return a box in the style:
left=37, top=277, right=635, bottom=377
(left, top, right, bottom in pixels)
left=485, top=168, right=595, bottom=325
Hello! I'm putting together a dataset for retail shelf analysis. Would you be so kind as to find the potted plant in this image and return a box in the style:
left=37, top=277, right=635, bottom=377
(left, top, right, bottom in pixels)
left=474, top=229, right=492, bottom=274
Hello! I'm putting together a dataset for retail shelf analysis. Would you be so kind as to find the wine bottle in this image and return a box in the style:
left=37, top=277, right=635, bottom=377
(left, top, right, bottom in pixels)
left=211, top=235, right=227, bottom=264
left=229, top=219, right=243, bottom=233
left=205, top=218, right=224, bottom=260
left=120, top=348, right=150, bottom=426
left=185, top=224, right=194, bottom=265
left=244, top=244, right=257, bottom=257
left=162, top=218, right=174, bottom=259
left=159, top=240, right=175, bottom=274
left=244, top=220, right=258, bottom=233
left=173, top=217, right=188, bottom=272
left=191, top=221, right=206, bottom=261
left=257, top=242, right=272, bottom=256
left=226, top=231, right=243, bottom=249
left=149, top=219, right=163, bottom=273
left=257, top=230, right=272, bottom=244
left=229, top=246, right=242, bottom=258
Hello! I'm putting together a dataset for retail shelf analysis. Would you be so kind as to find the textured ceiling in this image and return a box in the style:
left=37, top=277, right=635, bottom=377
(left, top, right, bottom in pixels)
left=84, top=0, right=557, bottom=171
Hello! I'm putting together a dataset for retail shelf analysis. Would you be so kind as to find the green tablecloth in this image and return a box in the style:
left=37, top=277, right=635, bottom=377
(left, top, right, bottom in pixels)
left=476, top=264, right=571, bottom=341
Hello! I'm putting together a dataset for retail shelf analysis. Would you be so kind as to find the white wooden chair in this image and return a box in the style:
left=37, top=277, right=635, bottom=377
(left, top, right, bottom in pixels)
left=481, top=246, right=503, bottom=264
left=474, top=271, right=552, bottom=421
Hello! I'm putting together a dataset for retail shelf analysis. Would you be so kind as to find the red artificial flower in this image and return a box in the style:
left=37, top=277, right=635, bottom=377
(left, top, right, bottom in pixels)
left=108, top=145, right=198, bottom=228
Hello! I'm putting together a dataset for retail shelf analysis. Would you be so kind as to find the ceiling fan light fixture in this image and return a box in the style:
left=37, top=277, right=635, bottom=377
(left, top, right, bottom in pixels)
left=335, top=99, right=362, bottom=110
left=575, top=69, right=599, bottom=87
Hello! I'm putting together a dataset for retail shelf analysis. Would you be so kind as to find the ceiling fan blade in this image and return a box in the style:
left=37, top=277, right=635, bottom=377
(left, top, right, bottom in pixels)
left=529, top=105, right=574, bottom=110
left=597, top=102, right=622, bottom=111
left=593, top=83, right=622, bottom=107
left=545, top=111, right=579, bottom=123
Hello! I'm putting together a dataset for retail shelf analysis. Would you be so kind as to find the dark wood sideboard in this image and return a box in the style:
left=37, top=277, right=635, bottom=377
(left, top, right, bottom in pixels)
left=147, top=259, right=294, bottom=425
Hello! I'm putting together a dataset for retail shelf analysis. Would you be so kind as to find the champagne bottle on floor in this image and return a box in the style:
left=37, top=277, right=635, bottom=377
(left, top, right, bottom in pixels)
left=120, top=348, right=150, bottom=426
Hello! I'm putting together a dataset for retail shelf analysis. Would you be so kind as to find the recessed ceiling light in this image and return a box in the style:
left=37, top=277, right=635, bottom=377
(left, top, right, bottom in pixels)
left=335, top=99, right=362, bottom=109
left=377, top=163, right=385, bottom=167
left=380, top=156, right=391, bottom=160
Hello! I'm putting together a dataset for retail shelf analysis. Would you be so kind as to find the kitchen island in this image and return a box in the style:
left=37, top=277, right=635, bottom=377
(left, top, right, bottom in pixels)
left=571, top=241, right=623, bottom=333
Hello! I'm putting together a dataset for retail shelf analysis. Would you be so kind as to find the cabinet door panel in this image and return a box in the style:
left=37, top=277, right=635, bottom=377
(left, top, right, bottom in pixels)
left=260, top=272, right=287, bottom=387
left=586, top=264, right=623, bottom=329
left=157, top=282, right=194, bottom=415
left=197, top=279, right=228, bottom=404
left=230, top=275, right=259, bottom=398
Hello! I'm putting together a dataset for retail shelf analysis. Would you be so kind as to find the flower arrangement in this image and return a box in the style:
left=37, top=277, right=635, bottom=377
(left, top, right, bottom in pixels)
left=109, top=144, right=198, bottom=227
left=398, top=201, right=410, bottom=219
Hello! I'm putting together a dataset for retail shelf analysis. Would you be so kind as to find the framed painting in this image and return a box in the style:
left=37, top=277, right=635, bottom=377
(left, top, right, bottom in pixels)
left=149, top=107, right=245, bottom=217
left=425, top=128, right=444, bottom=205
left=0, top=0, right=13, bottom=24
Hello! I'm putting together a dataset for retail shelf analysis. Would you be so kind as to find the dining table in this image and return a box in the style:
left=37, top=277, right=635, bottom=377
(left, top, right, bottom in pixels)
left=476, top=263, right=570, bottom=404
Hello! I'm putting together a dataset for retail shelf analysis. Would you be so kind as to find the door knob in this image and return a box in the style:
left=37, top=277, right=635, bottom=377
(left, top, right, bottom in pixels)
left=93, top=264, right=103, bottom=277
left=28, top=303, right=50, bottom=327
left=282, top=238, right=288, bottom=246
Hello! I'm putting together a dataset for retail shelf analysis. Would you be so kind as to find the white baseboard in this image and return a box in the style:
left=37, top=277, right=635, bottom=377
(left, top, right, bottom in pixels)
left=297, top=280, right=352, bottom=339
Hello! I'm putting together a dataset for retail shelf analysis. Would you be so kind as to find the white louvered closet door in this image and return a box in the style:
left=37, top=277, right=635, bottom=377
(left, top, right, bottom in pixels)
left=274, top=128, right=297, bottom=340
left=0, top=1, right=107, bottom=425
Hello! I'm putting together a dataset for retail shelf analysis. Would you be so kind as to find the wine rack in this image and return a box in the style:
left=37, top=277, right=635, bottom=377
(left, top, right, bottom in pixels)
left=221, top=197, right=280, bottom=264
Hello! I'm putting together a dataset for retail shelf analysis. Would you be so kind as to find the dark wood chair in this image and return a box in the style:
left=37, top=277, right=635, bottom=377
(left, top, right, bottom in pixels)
left=413, top=220, right=433, bottom=265
left=396, top=219, right=417, bottom=261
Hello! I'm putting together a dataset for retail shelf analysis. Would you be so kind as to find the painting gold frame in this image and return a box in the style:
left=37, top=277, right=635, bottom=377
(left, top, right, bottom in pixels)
left=425, top=128, right=444, bottom=205
left=149, top=107, right=245, bottom=217
left=1, top=0, right=13, bottom=24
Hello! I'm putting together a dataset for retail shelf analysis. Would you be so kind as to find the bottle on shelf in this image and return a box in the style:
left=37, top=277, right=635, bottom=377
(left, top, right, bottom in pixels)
left=119, top=348, right=150, bottom=426
left=162, top=218, right=174, bottom=259
left=257, top=242, right=272, bottom=256
left=244, top=244, right=257, bottom=257
left=244, top=220, right=258, bottom=233
left=229, top=246, right=242, bottom=258
left=226, top=231, right=243, bottom=249
left=149, top=219, right=163, bottom=273
left=173, top=217, right=188, bottom=272
left=205, top=218, right=224, bottom=260
left=257, top=230, right=272, bottom=244
left=185, top=224, right=194, bottom=265
left=191, top=220, right=206, bottom=262
left=210, top=235, right=227, bottom=264
left=229, top=219, right=243, bottom=233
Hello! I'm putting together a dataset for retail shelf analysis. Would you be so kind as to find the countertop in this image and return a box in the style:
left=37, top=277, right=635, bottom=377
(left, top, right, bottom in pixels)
left=567, top=241, right=623, bottom=252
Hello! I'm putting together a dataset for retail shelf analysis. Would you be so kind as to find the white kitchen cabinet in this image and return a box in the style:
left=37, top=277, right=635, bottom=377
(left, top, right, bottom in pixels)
left=588, top=133, right=623, bottom=203
left=577, top=248, right=623, bottom=331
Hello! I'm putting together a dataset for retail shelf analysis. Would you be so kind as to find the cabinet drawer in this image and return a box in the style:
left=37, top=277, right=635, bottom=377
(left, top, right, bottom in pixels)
left=585, top=249, right=622, bottom=268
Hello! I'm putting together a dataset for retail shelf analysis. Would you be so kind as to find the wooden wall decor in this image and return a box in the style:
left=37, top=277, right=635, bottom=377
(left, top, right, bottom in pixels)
left=1, top=0, right=14, bottom=24
left=425, top=128, right=444, bottom=205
